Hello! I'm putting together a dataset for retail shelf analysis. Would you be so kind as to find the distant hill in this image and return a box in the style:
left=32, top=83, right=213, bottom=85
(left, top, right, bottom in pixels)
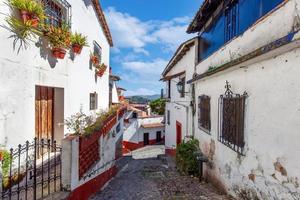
left=126, top=94, right=160, bottom=104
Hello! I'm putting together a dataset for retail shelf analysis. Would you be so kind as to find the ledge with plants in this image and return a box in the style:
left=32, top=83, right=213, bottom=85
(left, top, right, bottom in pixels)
left=71, top=32, right=88, bottom=55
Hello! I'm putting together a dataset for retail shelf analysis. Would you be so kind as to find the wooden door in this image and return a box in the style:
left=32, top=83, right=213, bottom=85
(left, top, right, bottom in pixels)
left=156, top=131, right=162, bottom=142
left=176, top=121, right=182, bottom=145
left=143, top=133, right=149, bottom=146
left=35, top=86, right=54, bottom=141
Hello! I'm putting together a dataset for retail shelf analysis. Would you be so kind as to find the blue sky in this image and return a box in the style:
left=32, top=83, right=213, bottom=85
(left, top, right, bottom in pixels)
left=101, top=0, right=202, bottom=96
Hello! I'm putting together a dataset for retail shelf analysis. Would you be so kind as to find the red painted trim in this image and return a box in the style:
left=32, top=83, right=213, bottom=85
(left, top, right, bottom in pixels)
left=165, top=148, right=176, bottom=157
left=176, top=121, right=182, bottom=145
left=68, top=165, right=118, bottom=200
left=122, top=138, right=165, bottom=153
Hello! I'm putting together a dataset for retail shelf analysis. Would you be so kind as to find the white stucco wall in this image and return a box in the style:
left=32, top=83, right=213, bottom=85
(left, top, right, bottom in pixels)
left=112, top=82, right=119, bottom=104
left=0, top=0, right=111, bottom=148
left=191, top=1, right=300, bottom=199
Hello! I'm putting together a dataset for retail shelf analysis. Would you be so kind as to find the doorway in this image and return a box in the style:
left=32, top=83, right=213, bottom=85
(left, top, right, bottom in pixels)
left=143, top=133, right=149, bottom=146
left=35, top=86, right=54, bottom=141
left=156, top=131, right=162, bottom=143
left=176, top=121, right=182, bottom=145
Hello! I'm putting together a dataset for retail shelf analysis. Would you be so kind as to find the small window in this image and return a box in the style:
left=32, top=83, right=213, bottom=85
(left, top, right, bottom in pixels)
left=218, top=81, right=247, bottom=155
left=167, top=80, right=171, bottom=98
left=116, top=123, right=120, bottom=133
left=198, top=95, right=211, bottom=132
left=167, top=110, right=170, bottom=125
left=90, top=92, right=98, bottom=110
left=225, top=1, right=238, bottom=42
left=180, top=77, right=185, bottom=98
left=42, top=0, right=71, bottom=27
left=93, top=41, right=102, bottom=63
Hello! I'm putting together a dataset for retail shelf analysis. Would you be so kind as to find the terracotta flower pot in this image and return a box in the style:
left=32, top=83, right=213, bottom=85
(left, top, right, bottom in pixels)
left=90, top=56, right=99, bottom=65
left=52, top=47, right=66, bottom=59
left=20, top=10, right=39, bottom=27
left=72, top=44, right=82, bottom=54
left=96, top=68, right=106, bottom=77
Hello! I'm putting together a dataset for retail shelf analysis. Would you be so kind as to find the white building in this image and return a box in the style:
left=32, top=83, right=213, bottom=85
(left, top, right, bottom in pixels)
left=0, top=0, right=114, bottom=148
left=162, top=0, right=300, bottom=199
left=123, top=106, right=165, bottom=153
left=161, top=38, right=197, bottom=156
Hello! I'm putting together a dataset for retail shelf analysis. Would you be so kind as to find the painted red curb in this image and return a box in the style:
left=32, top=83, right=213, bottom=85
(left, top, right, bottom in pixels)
left=165, top=148, right=176, bottom=157
left=68, top=165, right=118, bottom=200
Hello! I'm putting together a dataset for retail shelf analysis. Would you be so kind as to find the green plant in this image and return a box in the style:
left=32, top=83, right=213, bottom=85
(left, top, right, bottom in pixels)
left=149, top=98, right=166, bottom=115
left=47, top=24, right=71, bottom=49
left=3, top=15, right=41, bottom=52
left=176, top=139, right=200, bottom=176
left=1, top=149, right=11, bottom=177
left=8, top=0, right=45, bottom=20
left=65, top=107, right=94, bottom=135
left=71, top=32, right=88, bottom=47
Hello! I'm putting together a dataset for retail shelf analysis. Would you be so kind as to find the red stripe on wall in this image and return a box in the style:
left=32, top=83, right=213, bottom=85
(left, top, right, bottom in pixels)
left=68, top=165, right=118, bottom=200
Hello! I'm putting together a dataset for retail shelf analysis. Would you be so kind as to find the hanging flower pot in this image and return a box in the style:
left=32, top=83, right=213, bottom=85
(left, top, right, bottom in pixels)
left=72, top=44, right=82, bottom=54
left=95, top=64, right=107, bottom=77
left=71, top=32, right=88, bottom=55
left=52, top=47, right=66, bottom=59
left=90, top=55, right=99, bottom=65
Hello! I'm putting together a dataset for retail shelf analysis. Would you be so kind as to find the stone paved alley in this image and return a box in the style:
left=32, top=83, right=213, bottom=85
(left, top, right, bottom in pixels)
left=90, top=146, right=232, bottom=200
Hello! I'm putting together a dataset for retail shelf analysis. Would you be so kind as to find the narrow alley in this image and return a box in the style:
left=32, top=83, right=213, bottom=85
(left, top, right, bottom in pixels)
left=90, top=146, right=231, bottom=200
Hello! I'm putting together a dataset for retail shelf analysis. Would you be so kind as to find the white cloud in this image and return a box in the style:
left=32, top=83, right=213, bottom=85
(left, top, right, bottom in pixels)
left=122, top=58, right=167, bottom=75
left=105, top=7, right=192, bottom=53
left=125, top=88, right=157, bottom=96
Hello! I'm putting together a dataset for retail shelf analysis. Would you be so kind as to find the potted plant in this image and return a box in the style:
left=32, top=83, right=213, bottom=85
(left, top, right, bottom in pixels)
left=95, top=63, right=107, bottom=77
left=9, top=0, right=46, bottom=27
left=47, top=25, right=71, bottom=59
left=71, top=32, right=88, bottom=54
left=90, top=52, right=99, bottom=65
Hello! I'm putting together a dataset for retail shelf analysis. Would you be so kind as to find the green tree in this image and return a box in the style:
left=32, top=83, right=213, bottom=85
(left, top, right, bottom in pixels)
left=150, top=98, right=166, bottom=115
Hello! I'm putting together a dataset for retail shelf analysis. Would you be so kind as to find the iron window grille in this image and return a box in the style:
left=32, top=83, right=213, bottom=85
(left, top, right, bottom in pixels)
left=42, top=0, right=71, bottom=27
left=180, top=77, right=186, bottom=98
left=218, top=81, right=247, bottom=155
left=90, top=92, right=98, bottom=110
left=198, top=95, right=211, bottom=132
left=224, top=0, right=238, bottom=42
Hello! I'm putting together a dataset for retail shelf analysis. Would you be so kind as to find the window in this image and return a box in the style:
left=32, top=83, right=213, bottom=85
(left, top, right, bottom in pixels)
left=218, top=81, right=247, bottom=155
left=198, top=95, right=211, bottom=132
left=180, top=77, right=185, bottom=98
left=42, top=0, right=71, bottom=27
left=167, top=110, right=170, bottom=125
left=167, top=80, right=171, bottom=98
left=90, top=92, right=98, bottom=110
left=94, top=41, right=102, bottom=63
left=225, top=1, right=238, bottom=42
left=116, top=123, right=121, bottom=133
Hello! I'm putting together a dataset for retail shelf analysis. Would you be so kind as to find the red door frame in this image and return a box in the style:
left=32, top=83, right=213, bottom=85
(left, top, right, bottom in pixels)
left=176, top=121, right=182, bottom=145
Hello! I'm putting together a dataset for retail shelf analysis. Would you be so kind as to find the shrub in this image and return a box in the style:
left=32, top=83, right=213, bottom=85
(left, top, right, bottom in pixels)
left=176, top=139, right=200, bottom=176
left=1, top=149, right=11, bottom=177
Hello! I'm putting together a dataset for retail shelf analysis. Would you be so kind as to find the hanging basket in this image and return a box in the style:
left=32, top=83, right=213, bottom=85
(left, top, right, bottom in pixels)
left=52, top=47, right=66, bottom=59
left=72, top=44, right=83, bottom=54
left=95, top=64, right=107, bottom=77
left=90, top=56, right=99, bottom=65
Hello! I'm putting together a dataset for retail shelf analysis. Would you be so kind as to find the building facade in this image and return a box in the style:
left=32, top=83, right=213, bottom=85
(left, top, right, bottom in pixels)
left=162, top=0, right=300, bottom=199
left=0, top=0, right=113, bottom=148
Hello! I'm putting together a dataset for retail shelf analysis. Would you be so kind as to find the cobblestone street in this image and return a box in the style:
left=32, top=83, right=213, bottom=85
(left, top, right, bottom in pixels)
left=90, top=146, right=232, bottom=200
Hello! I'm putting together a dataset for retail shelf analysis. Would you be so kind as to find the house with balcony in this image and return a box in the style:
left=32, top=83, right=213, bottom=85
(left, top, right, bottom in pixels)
left=162, top=0, right=300, bottom=199
left=0, top=0, right=113, bottom=149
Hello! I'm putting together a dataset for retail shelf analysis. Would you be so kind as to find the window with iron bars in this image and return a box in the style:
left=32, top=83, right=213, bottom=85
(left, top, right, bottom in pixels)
left=42, top=0, right=71, bottom=27
left=94, top=41, right=102, bottom=63
left=90, top=92, right=98, bottom=110
left=225, top=0, right=238, bottom=42
left=198, top=95, right=211, bottom=133
left=218, top=81, right=247, bottom=155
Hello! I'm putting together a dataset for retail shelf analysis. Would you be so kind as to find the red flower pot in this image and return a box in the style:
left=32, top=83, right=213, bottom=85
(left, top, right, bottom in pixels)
left=72, top=44, right=82, bottom=54
left=20, top=10, right=39, bottom=27
left=52, top=48, right=66, bottom=59
left=90, top=56, right=99, bottom=65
